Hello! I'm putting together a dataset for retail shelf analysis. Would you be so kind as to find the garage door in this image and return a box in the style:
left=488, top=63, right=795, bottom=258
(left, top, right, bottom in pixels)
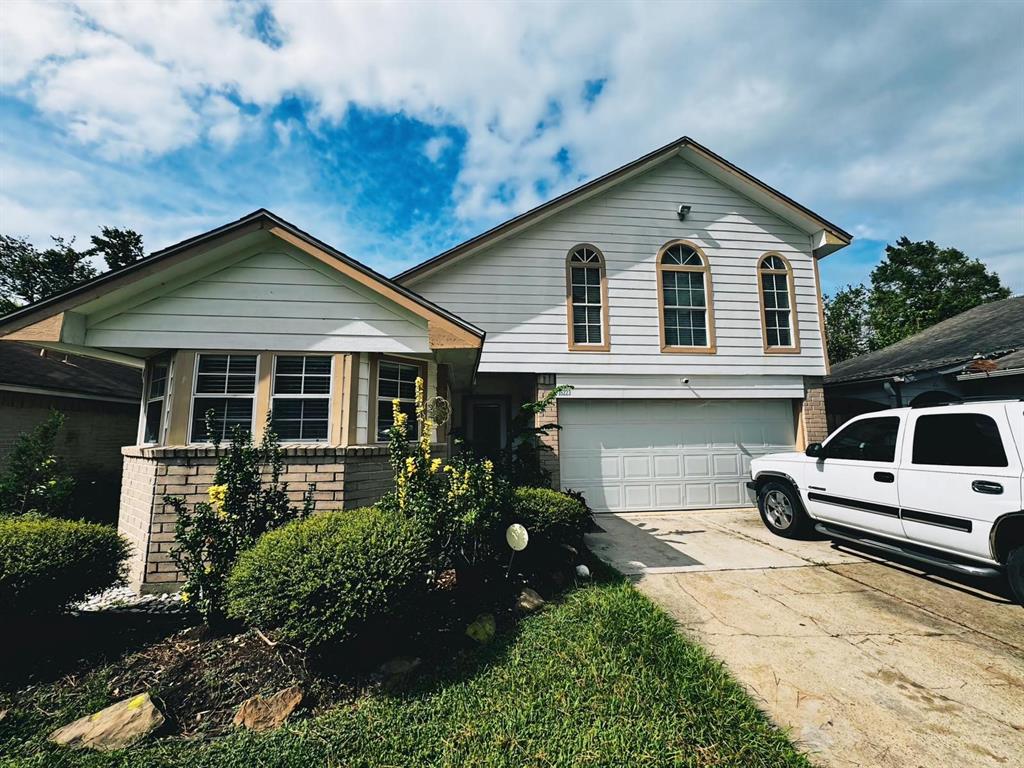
left=559, top=399, right=795, bottom=512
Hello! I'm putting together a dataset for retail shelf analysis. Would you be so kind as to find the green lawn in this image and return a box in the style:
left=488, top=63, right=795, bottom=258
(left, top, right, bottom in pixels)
left=1, top=575, right=810, bottom=768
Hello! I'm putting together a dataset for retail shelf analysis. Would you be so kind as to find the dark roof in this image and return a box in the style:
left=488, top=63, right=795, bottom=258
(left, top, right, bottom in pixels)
left=827, top=296, right=1024, bottom=385
left=0, top=342, right=141, bottom=401
left=395, top=135, right=852, bottom=283
left=0, top=209, right=483, bottom=340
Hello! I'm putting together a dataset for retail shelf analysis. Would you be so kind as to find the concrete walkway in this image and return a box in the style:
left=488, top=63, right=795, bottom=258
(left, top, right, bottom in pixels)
left=587, top=508, right=1024, bottom=768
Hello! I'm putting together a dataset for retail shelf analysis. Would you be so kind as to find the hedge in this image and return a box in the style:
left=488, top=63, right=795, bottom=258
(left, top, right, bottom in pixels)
left=512, top=487, right=591, bottom=546
left=226, top=507, right=429, bottom=647
left=0, top=516, right=130, bottom=613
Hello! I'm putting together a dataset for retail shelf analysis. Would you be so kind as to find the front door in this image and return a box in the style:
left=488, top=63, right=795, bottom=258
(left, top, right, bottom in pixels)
left=804, top=414, right=905, bottom=538
left=466, top=398, right=506, bottom=459
left=898, top=408, right=1022, bottom=560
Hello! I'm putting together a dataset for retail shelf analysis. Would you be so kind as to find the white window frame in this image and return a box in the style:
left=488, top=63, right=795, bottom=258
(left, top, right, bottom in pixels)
left=138, top=357, right=172, bottom=446
left=375, top=356, right=426, bottom=442
left=758, top=253, right=799, bottom=352
left=188, top=352, right=260, bottom=445
left=270, top=354, right=335, bottom=444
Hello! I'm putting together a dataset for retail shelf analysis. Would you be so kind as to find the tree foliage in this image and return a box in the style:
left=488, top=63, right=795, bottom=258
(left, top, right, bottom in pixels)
left=0, top=410, right=75, bottom=517
left=867, top=237, right=1011, bottom=349
left=824, top=237, right=1011, bottom=365
left=89, top=226, right=145, bottom=271
left=0, top=227, right=145, bottom=313
left=823, top=285, right=870, bottom=365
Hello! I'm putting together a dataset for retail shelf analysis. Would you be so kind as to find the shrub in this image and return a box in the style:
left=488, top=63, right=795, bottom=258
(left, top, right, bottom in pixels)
left=512, top=487, right=591, bottom=547
left=226, top=507, right=429, bottom=647
left=0, top=516, right=129, bottom=612
left=165, top=413, right=313, bottom=622
left=501, top=385, right=573, bottom=487
left=0, top=410, right=74, bottom=517
left=379, top=378, right=510, bottom=579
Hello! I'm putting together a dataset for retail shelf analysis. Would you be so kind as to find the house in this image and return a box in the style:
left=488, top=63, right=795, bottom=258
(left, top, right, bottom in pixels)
left=0, top=342, right=141, bottom=522
left=0, top=136, right=850, bottom=592
left=825, top=296, right=1024, bottom=429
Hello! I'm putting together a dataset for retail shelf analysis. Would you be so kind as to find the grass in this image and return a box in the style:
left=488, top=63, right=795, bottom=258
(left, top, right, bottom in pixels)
left=1, top=574, right=810, bottom=768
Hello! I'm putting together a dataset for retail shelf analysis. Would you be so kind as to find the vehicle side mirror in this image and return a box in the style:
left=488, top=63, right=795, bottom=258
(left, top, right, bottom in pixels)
left=805, top=442, right=824, bottom=458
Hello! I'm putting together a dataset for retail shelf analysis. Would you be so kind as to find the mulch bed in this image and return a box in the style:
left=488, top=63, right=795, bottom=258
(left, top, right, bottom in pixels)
left=107, top=627, right=355, bottom=738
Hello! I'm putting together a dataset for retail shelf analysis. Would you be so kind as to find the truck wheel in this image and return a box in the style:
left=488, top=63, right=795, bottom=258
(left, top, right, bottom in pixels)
left=1007, top=546, right=1024, bottom=606
left=757, top=480, right=813, bottom=539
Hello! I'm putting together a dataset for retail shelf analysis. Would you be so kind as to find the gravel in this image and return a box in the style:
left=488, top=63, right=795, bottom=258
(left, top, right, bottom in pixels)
left=73, top=586, right=187, bottom=615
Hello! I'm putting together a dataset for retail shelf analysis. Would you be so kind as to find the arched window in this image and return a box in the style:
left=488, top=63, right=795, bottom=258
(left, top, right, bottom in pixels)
left=566, top=244, right=609, bottom=351
left=657, top=241, right=715, bottom=352
left=758, top=253, right=799, bottom=352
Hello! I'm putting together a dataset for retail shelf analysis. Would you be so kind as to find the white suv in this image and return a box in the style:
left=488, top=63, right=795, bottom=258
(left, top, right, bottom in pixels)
left=748, top=400, right=1024, bottom=605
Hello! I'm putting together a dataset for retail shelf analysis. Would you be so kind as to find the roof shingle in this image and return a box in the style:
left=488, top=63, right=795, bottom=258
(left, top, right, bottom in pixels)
left=826, top=296, right=1024, bottom=385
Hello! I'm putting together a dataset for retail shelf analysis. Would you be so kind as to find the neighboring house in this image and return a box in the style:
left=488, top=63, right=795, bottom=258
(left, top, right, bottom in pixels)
left=0, top=136, right=850, bottom=591
left=825, top=296, right=1024, bottom=429
left=0, top=342, right=141, bottom=522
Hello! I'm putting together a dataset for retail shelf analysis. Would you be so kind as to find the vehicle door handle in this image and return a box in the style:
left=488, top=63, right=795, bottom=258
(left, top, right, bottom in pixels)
left=873, top=471, right=894, bottom=483
left=972, top=480, right=1003, bottom=495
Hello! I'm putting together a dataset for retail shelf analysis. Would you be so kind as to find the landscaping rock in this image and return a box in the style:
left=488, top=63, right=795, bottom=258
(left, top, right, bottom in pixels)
left=233, top=685, right=303, bottom=732
left=575, top=564, right=592, bottom=580
left=465, top=613, right=496, bottom=644
left=514, top=587, right=546, bottom=614
left=49, top=692, right=164, bottom=751
left=377, top=657, right=421, bottom=691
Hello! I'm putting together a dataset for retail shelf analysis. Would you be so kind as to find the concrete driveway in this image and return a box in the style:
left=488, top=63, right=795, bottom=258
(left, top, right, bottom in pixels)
left=586, top=508, right=1024, bottom=768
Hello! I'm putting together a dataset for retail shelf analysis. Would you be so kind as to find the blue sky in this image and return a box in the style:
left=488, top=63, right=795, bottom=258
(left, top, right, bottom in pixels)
left=1, top=0, right=1022, bottom=295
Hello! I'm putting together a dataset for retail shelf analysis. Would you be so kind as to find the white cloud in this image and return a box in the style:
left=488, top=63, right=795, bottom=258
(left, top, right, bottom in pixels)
left=1, top=0, right=1022, bottom=285
left=423, top=135, right=453, bottom=163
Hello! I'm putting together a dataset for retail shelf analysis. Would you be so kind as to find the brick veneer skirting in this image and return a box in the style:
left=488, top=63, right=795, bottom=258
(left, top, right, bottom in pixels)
left=118, top=444, right=435, bottom=594
left=801, top=378, right=828, bottom=444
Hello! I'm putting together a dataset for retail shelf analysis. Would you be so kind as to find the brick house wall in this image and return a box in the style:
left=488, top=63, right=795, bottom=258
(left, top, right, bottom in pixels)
left=118, top=444, right=441, bottom=593
left=0, top=390, right=138, bottom=522
left=801, top=378, right=828, bottom=444
left=535, top=375, right=560, bottom=490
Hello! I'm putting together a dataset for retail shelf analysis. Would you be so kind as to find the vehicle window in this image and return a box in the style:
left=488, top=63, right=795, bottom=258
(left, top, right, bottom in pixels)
left=825, top=416, right=900, bottom=462
left=912, top=413, right=1008, bottom=467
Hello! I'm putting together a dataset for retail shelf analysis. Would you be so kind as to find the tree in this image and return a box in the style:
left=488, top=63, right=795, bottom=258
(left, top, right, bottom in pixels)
left=0, top=226, right=144, bottom=313
left=89, top=226, right=145, bottom=270
left=0, top=235, right=42, bottom=314
left=867, top=237, right=1011, bottom=350
left=0, top=410, right=75, bottom=517
left=0, top=234, right=96, bottom=313
left=823, top=284, right=870, bottom=365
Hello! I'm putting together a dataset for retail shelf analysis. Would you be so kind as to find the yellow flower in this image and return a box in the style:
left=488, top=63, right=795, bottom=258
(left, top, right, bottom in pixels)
left=430, top=458, right=442, bottom=473
left=405, top=456, right=417, bottom=476
left=395, top=412, right=408, bottom=427
left=443, top=464, right=454, bottom=473
left=179, top=590, right=190, bottom=604
left=483, top=459, right=494, bottom=474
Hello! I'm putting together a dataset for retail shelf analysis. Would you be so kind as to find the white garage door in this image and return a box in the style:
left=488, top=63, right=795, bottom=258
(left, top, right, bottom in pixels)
left=559, top=399, right=796, bottom=512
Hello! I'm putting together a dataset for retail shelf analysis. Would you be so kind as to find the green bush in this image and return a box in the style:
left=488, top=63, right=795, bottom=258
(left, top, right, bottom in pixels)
left=0, top=516, right=129, bottom=613
left=512, top=487, right=591, bottom=546
left=0, top=410, right=74, bottom=517
left=226, top=507, right=429, bottom=647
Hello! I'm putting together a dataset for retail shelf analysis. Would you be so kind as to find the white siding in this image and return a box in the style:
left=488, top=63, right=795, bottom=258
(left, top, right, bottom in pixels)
left=86, top=248, right=430, bottom=353
left=356, top=353, right=370, bottom=444
left=559, top=373, right=804, bottom=399
left=413, top=156, right=827, bottom=376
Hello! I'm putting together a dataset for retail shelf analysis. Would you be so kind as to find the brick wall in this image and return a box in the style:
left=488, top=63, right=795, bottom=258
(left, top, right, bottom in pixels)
left=118, top=444, right=438, bottom=593
left=0, top=391, right=138, bottom=522
left=535, top=375, right=560, bottom=490
left=801, top=377, right=828, bottom=444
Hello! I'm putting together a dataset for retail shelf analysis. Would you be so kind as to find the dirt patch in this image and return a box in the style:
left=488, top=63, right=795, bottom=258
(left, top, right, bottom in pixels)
left=106, top=627, right=354, bottom=738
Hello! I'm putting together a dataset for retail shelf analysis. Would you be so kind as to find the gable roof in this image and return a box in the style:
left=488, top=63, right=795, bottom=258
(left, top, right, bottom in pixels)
left=396, top=135, right=852, bottom=285
left=0, top=341, right=141, bottom=402
left=0, top=209, right=483, bottom=349
left=826, top=296, right=1024, bottom=385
